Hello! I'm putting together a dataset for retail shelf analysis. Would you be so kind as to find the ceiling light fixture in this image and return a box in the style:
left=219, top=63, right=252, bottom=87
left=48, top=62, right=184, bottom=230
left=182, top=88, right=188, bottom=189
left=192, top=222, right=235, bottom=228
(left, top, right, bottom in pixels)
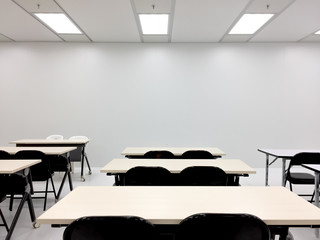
left=34, top=13, right=82, bottom=34
left=315, top=30, right=320, bottom=35
left=139, top=14, right=169, bottom=35
left=229, top=14, right=274, bottom=34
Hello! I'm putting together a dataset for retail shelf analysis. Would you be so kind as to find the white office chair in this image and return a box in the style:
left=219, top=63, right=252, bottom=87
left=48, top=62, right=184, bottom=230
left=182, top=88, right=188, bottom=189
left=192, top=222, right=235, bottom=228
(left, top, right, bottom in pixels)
left=46, top=135, right=64, bottom=140
left=69, top=136, right=92, bottom=181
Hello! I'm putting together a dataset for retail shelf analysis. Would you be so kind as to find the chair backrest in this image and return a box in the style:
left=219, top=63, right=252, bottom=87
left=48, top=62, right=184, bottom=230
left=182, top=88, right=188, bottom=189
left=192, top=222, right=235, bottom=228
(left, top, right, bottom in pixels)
left=46, top=134, right=63, bottom=140
left=14, top=150, right=51, bottom=181
left=143, top=150, right=175, bottom=159
left=176, top=213, right=270, bottom=240
left=179, top=166, right=228, bottom=186
left=63, top=216, right=159, bottom=240
left=181, top=150, right=215, bottom=159
left=0, top=150, right=11, bottom=159
left=124, top=166, right=173, bottom=186
left=289, top=152, right=320, bottom=167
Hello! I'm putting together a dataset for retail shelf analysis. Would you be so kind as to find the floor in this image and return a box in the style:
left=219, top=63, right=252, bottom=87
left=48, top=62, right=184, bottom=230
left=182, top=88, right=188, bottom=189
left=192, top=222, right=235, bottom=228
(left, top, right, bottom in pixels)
left=0, top=167, right=318, bottom=240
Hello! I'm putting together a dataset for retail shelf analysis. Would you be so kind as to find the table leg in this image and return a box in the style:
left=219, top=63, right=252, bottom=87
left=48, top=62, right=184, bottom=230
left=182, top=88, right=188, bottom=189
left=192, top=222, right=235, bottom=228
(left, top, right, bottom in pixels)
left=265, top=154, right=269, bottom=186
left=315, top=172, right=319, bottom=238
left=282, top=158, right=286, bottom=186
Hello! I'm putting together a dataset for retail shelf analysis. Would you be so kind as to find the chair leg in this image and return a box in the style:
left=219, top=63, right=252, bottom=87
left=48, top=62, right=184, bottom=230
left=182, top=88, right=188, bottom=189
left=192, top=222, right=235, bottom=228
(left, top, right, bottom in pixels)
left=68, top=170, right=73, bottom=191
left=44, top=179, right=49, bottom=211
left=0, top=208, right=9, bottom=232
left=9, top=194, right=14, bottom=211
left=5, top=192, right=29, bottom=240
left=56, top=171, right=68, bottom=200
left=26, top=193, right=36, bottom=222
left=311, top=190, right=315, bottom=202
left=84, top=153, right=92, bottom=174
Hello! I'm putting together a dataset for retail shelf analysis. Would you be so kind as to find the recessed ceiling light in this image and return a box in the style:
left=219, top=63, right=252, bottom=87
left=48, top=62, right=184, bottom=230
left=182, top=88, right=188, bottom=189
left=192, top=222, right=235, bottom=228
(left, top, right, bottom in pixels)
left=139, top=14, right=169, bottom=35
left=34, top=13, right=82, bottom=34
left=229, top=14, right=274, bottom=34
left=315, top=30, right=320, bottom=35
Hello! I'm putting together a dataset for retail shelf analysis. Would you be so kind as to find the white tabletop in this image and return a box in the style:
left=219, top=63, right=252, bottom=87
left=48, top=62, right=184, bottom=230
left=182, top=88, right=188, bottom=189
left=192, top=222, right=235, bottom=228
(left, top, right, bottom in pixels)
left=10, top=139, right=89, bottom=145
left=0, top=146, right=77, bottom=155
left=101, top=158, right=256, bottom=175
left=37, top=186, right=320, bottom=226
left=258, top=148, right=320, bottom=158
left=0, top=159, right=41, bottom=174
left=121, top=147, right=226, bottom=157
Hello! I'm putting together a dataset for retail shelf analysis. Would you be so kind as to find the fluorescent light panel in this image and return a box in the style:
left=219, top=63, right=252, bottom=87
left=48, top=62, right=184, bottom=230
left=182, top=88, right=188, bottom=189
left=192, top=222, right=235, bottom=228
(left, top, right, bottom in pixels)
left=35, top=13, right=82, bottom=34
left=229, top=14, right=274, bottom=34
left=139, top=14, right=169, bottom=35
left=315, top=30, right=320, bottom=35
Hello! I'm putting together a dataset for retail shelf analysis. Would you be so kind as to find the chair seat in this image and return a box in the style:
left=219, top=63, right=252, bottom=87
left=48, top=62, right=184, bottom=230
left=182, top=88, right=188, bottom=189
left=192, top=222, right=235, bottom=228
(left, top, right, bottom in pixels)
left=287, top=172, right=314, bottom=184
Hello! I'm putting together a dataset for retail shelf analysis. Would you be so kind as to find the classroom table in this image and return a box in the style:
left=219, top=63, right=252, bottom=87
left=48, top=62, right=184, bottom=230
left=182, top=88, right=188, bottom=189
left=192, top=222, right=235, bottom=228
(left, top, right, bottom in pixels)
left=37, top=186, right=320, bottom=239
left=121, top=147, right=226, bottom=158
left=0, top=146, right=76, bottom=199
left=0, top=159, right=41, bottom=240
left=258, top=148, right=320, bottom=186
left=101, top=158, right=256, bottom=186
left=10, top=139, right=91, bottom=181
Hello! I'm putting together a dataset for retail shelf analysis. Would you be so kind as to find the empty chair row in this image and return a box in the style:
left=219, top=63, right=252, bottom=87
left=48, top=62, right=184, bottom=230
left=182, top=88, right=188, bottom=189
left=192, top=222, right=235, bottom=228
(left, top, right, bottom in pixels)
left=143, top=150, right=217, bottom=159
left=63, top=213, right=270, bottom=240
left=123, top=166, right=228, bottom=186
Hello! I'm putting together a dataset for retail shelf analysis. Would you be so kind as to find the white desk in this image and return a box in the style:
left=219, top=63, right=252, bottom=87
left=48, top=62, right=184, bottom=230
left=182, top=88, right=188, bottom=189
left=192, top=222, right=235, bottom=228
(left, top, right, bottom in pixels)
left=0, top=146, right=77, bottom=155
left=121, top=147, right=226, bottom=158
left=101, top=158, right=255, bottom=185
left=10, top=139, right=91, bottom=181
left=37, top=186, right=320, bottom=239
left=102, top=158, right=255, bottom=174
left=0, top=159, right=41, bottom=174
left=0, top=159, right=41, bottom=240
left=10, top=139, right=89, bottom=146
left=258, top=148, right=320, bottom=186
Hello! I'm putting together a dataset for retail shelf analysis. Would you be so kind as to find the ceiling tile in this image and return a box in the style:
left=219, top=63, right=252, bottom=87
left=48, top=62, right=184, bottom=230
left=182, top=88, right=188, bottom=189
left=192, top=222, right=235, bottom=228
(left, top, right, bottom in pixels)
left=251, top=0, right=320, bottom=42
left=56, top=0, right=141, bottom=42
left=171, top=0, right=250, bottom=42
left=0, top=0, right=62, bottom=41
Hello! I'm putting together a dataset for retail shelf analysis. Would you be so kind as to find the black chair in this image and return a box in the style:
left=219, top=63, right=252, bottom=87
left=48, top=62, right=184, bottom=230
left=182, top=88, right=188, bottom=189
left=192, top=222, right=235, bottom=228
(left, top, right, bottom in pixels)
left=14, top=150, right=57, bottom=210
left=176, top=213, right=270, bottom=240
left=179, top=166, right=228, bottom=186
left=124, top=166, right=173, bottom=186
left=48, top=155, right=73, bottom=200
left=181, top=150, right=215, bottom=159
left=0, top=172, right=36, bottom=239
left=0, top=150, right=11, bottom=159
left=285, top=152, right=320, bottom=202
left=63, top=216, right=160, bottom=240
left=143, top=150, right=175, bottom=159
left=0, top=192, right=9, bottom=232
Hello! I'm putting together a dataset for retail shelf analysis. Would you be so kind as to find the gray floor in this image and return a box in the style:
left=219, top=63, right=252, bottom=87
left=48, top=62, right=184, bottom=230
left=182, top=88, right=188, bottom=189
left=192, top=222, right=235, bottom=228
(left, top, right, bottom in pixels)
left=0, top=167, right=318, bottom=240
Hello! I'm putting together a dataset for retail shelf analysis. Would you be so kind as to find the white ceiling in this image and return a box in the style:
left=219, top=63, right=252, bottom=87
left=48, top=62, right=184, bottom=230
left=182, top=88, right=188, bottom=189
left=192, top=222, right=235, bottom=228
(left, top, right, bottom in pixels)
left=0, top=0, right=320, bottom=43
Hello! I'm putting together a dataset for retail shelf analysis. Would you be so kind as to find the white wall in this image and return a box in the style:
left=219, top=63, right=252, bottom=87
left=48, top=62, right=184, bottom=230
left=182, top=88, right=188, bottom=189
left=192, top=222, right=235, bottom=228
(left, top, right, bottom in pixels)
left=0, top=42, right=320, bottom=168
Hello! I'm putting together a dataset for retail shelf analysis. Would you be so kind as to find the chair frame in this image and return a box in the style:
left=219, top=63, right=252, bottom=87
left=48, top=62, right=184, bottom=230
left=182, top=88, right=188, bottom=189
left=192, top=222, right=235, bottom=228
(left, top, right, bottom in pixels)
left=285, top=152, right=320, bottom=202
